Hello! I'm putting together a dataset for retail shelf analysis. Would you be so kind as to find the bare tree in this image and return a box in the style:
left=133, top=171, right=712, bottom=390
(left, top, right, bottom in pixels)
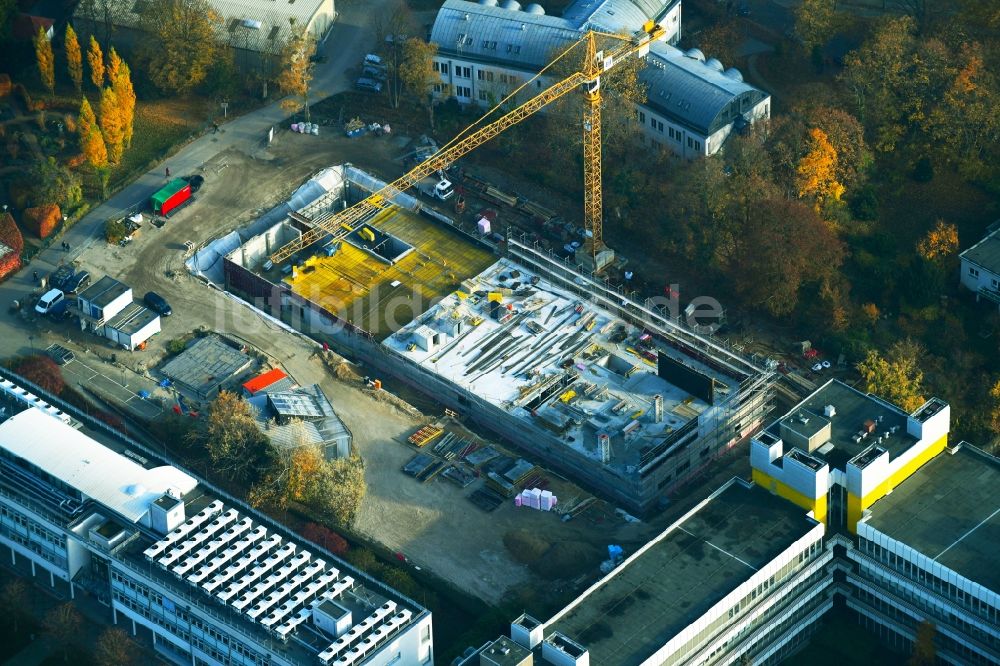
left=95, top=627, right=138, bottom=666
left=43, top=602, right=82, bottom=662
left=374, top=1, right=414, bottom=109
left=0, top=579, right=28, bottom=632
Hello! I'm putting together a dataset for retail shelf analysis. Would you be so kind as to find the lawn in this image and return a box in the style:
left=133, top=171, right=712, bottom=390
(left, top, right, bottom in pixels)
left=107, top=97, right=213, bottom=191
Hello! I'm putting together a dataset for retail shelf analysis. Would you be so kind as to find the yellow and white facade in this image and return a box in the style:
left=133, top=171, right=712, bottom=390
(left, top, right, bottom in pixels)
left=751, top=380, right=949, bottom=533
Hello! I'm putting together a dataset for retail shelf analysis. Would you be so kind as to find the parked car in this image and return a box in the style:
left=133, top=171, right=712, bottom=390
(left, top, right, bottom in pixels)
left=362, top=65, right=387, bottom=81
left=62, top=270, right=91, bottom=294
left=355, top=77, right=383, bottom=93
left=48, top=265, right=74, bottom=290
left=35, top=289, right=66, bottom=315
left=144, top=291, right=172, bottom=316
left=186, top=174, right=205, bottom=193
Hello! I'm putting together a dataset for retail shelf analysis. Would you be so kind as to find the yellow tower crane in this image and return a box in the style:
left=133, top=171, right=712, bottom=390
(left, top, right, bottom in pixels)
left=268, top=21, right=665, bottom=269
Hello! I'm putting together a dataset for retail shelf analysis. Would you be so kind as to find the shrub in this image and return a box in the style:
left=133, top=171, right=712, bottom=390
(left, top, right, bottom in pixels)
left=300, top=523, right=349, bottom=556
left=23, top=204, right=61, bottom=239
left=94, top=410, right=126, bottom=432
left=13, top=355, right=65, bottom=396
left=63, top=113, right=76, bottom=134
left=0, top=74, right=11, bottom=97
left=0, top=213, right=23, bottom=281
left=105, top=218, right=127, bottom=244
left=65, top=153, right=86, bottom=168
left=166, top=337, right=188, bottom=355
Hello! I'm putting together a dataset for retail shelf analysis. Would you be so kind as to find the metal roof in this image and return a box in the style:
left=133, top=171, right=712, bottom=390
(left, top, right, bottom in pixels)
left=562, top=0, right=676, bottom=32
left=960, top=228, right=1000, bottom=274
left=0, top=408, right=197, bottom=523
left=73, top=0, right=331, bottom=55
left=431, top=0, right=581, bottom=70
left=152, top=179, right=188, bottom=205
left=242, top=368, right=291, bottom=395
left=78, top=275, right=131, bottom=309
left=639, top=42, right=767, bottom=135
left=106, top=302, right=159, bottom=336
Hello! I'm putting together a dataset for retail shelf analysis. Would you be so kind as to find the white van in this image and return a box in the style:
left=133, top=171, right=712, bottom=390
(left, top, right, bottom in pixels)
left=35, top=288, right=65, bottom=315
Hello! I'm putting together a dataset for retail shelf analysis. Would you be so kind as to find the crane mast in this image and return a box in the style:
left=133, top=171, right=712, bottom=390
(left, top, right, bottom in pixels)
left=269, top=21, right=664, bottom=269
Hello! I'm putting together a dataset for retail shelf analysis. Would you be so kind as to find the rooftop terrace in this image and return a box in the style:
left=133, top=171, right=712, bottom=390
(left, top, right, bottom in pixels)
left=384, top=258, right=739, bottom=471
left=864, top=444, right=1000, bottom=592
left=547, top=480, right=816, bottom=666
left=765, top=380, right=915, bottom=470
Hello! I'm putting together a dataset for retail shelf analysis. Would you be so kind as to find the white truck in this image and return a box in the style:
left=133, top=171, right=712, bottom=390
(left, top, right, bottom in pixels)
left=416, top=174, right=455, bottom=201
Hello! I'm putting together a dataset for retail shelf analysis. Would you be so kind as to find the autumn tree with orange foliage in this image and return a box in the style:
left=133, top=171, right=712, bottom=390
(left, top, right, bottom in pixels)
left=249, top=424, right=326, bottom=510
left=916, top=220, right=958, bottom=262
left=79, top=97, right=108, bottom=169
left=33, top=27, right=55, bottom=94
left=65, top=25, right=82, bottom=92
left=99, top=86, right=124, bottom=164
left=796, top=127, right=845, bottom=212
left=87, top=36, right=104, bottom=89
left=108, top=50, right=136, bottom=147
left=137, top=0, right=221, bottom=93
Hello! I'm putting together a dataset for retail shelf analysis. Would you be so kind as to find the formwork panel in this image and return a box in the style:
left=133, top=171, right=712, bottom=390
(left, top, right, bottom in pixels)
left=284, top=207, right=494, bottom=339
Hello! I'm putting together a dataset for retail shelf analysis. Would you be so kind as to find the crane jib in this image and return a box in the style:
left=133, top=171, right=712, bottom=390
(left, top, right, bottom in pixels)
left=269, top=23, right=665, bottom=266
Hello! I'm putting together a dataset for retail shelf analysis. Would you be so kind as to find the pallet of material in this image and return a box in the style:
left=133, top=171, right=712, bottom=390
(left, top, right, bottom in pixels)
left=416, top=460, right=447, bottom=483
left=485, top=471, right=517, bottom=498
left=443, top=465, right=476, bottom=488
left=408, top=425, right=444, bottom=448
left=465, top=445, right=500, bottom=468
left=403, top=454, right=436, bottom=477
left=468, top=488, right=505, bottom=512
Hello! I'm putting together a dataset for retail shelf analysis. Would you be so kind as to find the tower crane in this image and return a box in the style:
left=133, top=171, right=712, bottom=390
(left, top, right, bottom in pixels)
left=268, top=21, right=666, bottom=268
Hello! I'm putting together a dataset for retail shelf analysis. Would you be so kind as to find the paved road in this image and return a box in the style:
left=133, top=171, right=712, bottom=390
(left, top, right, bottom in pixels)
left=0, top=0, right=389, bottom=358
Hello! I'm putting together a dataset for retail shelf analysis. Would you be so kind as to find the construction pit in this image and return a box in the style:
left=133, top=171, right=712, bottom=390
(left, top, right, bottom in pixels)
left=215, top=164, right=773, bottom=516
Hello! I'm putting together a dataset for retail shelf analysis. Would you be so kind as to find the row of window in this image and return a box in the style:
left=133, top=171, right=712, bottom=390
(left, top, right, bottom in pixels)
left=434, top=62, right=521, bottom=88
left=967, top=266, right=1000, bottom=288
left=857, top=538, right=1000, bottom=624
left=113, top=577, right=269, bottom=666
left=853, top=589, right=998, bottom=665
left=639, top=111, right=703, bottom=152
left=856, top=565, right=999, bottom=649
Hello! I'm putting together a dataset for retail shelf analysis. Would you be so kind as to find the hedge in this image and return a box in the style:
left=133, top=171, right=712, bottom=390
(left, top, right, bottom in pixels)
left=23, top=204, right=61, bottom=239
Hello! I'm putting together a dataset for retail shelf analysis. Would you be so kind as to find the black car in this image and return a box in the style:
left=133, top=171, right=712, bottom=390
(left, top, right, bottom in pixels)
left=355, top=77, right=383, bottom=93
left=186, top=174, right=205, bottom=193
left=144, top=291, right=172, bottom=316
left=62, top=270, right=91, bottom=294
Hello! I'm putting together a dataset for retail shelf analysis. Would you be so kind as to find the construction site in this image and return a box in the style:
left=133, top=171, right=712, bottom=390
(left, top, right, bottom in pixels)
left=199, top=24, right=777, bottom=514
left=207, top=154, right=772, bottom=513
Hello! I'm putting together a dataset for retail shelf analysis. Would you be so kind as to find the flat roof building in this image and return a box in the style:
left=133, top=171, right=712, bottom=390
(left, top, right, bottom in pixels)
left=0, top=373, right=432, bottom=666
left=959, top=225, right=1000, bottom=307
left=751, top=379, right=950, bottom=531
left=502, top=479, right=830, bottom=665
left=73, top=0, right=336, bottom=74
left=477, top=389, right=994, bottom=666
left=160, top=334, right=254, bottom=400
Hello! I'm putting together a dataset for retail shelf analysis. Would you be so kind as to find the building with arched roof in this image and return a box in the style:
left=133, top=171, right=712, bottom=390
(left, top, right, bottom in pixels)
left=428, top=0, right=770, bottom=157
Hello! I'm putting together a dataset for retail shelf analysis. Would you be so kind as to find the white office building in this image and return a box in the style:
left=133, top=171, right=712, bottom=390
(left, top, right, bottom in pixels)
left=428, top=0, right=770, bottom=157
left=0, top=375, right=432, bottom=666
left=959, top=225, right=1000, bottom=307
